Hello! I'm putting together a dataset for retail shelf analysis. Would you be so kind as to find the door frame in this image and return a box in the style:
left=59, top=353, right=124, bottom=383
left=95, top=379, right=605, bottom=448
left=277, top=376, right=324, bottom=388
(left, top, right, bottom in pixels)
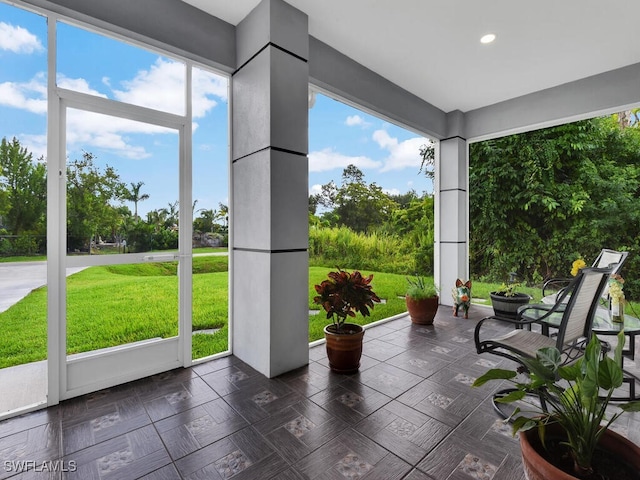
left=48, top=87, right=193, bottom=402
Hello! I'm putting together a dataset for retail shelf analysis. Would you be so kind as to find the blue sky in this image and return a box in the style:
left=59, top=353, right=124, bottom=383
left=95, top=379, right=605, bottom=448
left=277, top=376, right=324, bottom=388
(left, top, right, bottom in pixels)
left=0, top=2, right=432, bottom=219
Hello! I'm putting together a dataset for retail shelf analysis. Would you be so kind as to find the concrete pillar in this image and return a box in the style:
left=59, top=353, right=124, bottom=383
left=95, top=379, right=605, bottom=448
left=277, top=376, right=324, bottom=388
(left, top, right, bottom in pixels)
left=436, top=111, right=469, bottom=306
left=231, top=0, right=309, bottom=377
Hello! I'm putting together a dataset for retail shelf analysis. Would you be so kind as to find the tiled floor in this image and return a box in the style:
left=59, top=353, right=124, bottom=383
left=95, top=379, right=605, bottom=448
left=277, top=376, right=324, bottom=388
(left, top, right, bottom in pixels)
left=0, top=305, right=638, bottom=479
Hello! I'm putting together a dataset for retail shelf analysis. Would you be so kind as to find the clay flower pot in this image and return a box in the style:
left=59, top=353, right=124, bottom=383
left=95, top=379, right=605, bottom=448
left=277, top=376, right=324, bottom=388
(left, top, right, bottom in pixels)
left=520, top=424, right=640, bottom=480
left=405, top=295, right=439, bottom=325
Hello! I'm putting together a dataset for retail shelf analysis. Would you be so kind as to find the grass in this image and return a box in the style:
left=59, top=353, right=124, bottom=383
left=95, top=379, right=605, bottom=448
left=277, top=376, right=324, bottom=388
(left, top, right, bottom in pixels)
left=0, top=246, right=228, bottom=263
left=0, top=257, right=633, bottom=369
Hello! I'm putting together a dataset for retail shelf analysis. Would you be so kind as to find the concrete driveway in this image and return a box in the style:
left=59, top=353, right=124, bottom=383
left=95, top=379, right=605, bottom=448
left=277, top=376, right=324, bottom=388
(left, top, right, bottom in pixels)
left=0, top=261, right=85, bottom=313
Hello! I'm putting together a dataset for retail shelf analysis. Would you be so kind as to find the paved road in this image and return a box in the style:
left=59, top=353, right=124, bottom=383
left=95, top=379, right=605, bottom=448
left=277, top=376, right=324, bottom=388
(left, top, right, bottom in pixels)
left=0, top=262, right=85, bottom=313
left=0, top=252, right=228, bottom=313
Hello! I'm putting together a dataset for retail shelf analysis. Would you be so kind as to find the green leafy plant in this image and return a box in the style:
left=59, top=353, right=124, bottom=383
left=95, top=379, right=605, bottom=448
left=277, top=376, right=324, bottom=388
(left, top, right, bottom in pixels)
left=405, top=274, right=438, bottom=300
left=472, top=331, right=640, bottom=478
left=313, top=268, right=380, bottom=333
left=493, top=281, right=523, bottom=297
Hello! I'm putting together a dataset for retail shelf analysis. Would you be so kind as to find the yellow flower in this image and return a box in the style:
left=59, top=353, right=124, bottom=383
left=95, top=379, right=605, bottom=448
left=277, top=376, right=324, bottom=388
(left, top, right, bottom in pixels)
left=571, top=258, right=586, bottom=276
left=608, top=274, right=625, bottom=303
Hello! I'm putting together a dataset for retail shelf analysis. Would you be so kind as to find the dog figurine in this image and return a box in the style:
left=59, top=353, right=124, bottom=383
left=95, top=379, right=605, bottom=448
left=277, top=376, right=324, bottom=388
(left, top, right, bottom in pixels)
left=452, top=279, right=472, bottom=319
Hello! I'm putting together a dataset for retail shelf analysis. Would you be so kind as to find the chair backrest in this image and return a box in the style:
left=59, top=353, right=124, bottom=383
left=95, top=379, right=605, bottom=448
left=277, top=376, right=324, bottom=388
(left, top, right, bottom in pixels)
left=555, top=267, right=613, bottom=348
left=593, top=248, right=628, bottom=275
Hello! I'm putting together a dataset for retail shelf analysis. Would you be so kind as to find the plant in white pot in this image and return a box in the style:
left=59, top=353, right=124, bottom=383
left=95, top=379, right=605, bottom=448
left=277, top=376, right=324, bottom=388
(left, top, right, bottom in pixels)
left=313, top=268, right=380, bottom=373
left=473, top=331, right=640, bottom=479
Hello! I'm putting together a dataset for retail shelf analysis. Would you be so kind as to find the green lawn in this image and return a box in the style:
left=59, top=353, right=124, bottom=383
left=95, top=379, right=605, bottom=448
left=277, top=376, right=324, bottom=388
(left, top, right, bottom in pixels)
left=0, top=258, right=613, bottom=369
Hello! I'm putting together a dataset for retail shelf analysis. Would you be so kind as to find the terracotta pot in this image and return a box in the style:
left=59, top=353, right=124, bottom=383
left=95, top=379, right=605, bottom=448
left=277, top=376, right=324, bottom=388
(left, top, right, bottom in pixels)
left=520, top=424, right=640, bottom=480
left=323, top=323, right=364, bottom=374
left=490, top=292, right=530, bottom=320
left=406, top=295, right=439, bottom=325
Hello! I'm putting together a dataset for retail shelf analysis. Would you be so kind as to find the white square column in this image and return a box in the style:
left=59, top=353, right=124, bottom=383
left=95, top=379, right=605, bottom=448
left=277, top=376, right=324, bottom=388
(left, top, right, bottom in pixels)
left=231, top=0, right=309, bottom=377
left=435, top=115, right=469, bottom=307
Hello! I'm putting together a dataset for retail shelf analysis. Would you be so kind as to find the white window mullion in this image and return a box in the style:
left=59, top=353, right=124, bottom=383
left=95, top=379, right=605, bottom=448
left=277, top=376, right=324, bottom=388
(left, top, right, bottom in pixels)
left=46, top=15, right=64, bottom=406
left=180, top=64, right=193, bottom=366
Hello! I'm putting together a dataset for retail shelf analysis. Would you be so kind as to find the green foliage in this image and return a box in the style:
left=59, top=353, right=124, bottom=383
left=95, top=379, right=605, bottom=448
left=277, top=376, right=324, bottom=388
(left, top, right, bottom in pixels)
left=308, top=267, right=415, bottom=341
left=313, top=268, right=381, bottom=332
left=66, top=152, right=128, bottom=251
left=473, top=332, right=640, bottom=476
left=470, top=116, right=640, bottom=286
left=405, top=274, right=438, bottom=299
left=309, top=225, right=413, bottom=273
left=315, top=165, right=403, bottom=233
left=493, top=282, right=523, bottom=297
left=0, top=137, right=46, bottom=236
left=0, top=256, right=230, bottom=367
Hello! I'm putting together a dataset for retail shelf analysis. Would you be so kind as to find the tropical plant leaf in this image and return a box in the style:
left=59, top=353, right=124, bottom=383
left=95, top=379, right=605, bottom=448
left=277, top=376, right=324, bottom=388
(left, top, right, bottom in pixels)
left=472, top=369, right=517, bottom=386
left=537, top=347, right=561, bottom=369
left=598, top=356, right=623, bottom=390
left=495, top=389, right=526, bottom=403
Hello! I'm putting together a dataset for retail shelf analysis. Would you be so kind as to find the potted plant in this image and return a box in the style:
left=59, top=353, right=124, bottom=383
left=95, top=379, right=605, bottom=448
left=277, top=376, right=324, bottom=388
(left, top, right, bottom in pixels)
left=405, top=275, right=439, bottom=325
left=473, top=331, right=640, bottom=479
left=313, top=268, right=380, bottom=373
left=490, top=281, right=531, bottom=319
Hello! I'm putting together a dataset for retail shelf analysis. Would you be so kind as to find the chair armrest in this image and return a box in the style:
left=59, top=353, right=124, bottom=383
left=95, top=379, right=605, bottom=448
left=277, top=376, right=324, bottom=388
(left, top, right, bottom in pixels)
left=518, top=302, right=565, bottom=322
left=542, top=277, right=572, bottom=297
left=474, top=314, right=548, bottom=352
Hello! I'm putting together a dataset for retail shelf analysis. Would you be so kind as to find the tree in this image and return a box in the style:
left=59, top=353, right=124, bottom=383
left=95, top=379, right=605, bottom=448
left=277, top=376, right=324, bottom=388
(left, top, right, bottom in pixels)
left=125, top=181, right=149, bottom=220
left=316, top=165, right=397, bottom=232
left=217, top=202, right=229, bottom=231
left=66, top=152, right=127, bottom=251
left=0, top=137, right=46, bottom=235
left=469, top=116, right=640, bottom=287
left=419, top=142, right=435, bottom=181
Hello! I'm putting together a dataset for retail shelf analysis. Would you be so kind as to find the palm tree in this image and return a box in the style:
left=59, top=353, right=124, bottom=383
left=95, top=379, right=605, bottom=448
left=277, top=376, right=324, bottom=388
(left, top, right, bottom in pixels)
left=218, top=202, right=229, bottom=230
left=126, top=181, right=150, bottom=220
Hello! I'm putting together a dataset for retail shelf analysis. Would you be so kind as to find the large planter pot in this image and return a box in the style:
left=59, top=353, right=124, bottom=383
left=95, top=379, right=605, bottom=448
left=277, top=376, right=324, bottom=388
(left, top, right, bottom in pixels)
left=323, top=323, right=365, bottom=374
left=520, top=424, right=640, bottom=480
left=406, top=295, right=439, bottom=325
left=490, top=292, right=531, bottom=320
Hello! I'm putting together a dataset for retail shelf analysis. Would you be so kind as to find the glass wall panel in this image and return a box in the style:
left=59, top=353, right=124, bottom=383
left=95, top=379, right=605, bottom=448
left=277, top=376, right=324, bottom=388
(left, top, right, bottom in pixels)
left=66, top=261, right=179, bottom=356
left=0, top=2, right=48, bottom=414
left=191, top=66, right=229, bottom=360
left=57, top=22, right=186, bottom=115
left=65, top=109, right=179, bottom=255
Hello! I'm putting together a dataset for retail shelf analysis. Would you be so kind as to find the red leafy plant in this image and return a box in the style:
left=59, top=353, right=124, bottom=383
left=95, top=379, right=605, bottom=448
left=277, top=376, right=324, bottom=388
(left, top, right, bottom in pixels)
left=314, top=268, right=381, bottom=333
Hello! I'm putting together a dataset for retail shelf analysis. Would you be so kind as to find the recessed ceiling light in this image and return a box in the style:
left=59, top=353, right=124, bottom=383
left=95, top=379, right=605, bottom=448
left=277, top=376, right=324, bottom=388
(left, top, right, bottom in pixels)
left=480, top=33, right=496, bottom=44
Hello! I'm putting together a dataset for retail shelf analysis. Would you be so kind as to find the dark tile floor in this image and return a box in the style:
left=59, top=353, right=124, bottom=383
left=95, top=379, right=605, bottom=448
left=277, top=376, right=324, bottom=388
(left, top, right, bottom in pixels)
left=1, top=305, right=638, bottom=479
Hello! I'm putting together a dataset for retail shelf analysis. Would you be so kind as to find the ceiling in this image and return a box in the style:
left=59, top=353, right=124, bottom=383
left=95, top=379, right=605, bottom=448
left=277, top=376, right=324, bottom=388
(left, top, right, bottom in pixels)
left=181, top=0, right=640, bottom=114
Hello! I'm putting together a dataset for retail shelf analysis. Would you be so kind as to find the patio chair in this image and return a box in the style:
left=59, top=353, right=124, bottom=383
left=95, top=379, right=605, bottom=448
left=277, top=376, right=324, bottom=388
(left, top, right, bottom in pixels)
left=542, top=248, right=628, bottom=301
left=474, top=266, right=613, bottom=417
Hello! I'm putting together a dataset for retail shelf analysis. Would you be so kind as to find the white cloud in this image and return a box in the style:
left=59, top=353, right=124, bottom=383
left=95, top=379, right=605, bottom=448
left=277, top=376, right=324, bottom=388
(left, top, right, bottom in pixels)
left=111, top=59, right=227, bottom=118
left=19, top=133, right=47, bottom=160
left=310, top=184, right=323, bottom=195
left=66, top=110, right=174, bottom=160
left=373, top=129, right=431, bottom=172
left=0, top=22, right=44, bottom=54
left=4, top=57, right=229, bottom=161
left=345, top=114, right=369, bottom=127
left=193, top=68, right=228, bottom=117
left=383, top=188, right=400, bottom=196
left=57, top=74, right=108, bottom=97
left=0, top=73, right=47, bottom=114
left=309, top=147, right=382, bottom=172
left=112, top=58, right=185, bottom=115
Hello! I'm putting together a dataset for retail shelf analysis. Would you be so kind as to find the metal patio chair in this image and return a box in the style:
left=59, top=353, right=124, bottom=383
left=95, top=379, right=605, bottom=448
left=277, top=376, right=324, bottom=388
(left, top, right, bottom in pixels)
left=474, top=266, right=613, bottom=417
left=542, top=248, right=628, bottom=301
